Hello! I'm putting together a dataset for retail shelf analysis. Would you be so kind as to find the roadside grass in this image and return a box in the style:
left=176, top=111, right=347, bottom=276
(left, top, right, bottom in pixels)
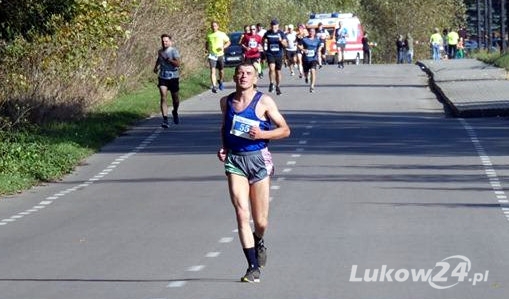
left=473, top=51, right=509, bottom=71
left=0, top=67, right=234, bottom=197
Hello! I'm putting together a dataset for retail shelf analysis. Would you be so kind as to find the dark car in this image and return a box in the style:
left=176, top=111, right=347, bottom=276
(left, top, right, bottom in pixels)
left=224, top=31, right=244, bottom=67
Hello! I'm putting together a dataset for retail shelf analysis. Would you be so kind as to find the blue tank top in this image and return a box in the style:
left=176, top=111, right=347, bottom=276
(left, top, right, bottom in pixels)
left=224, top=91, right=271, bottom=152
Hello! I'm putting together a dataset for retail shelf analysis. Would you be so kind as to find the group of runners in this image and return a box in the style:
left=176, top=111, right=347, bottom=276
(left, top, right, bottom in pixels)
left=204, top=19, right=348, bottom=97
left=236, top=19, right=335, bottom=94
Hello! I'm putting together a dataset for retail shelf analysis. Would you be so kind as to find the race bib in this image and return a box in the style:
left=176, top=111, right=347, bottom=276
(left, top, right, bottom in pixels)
left=269, top=44, right=280, bottom=52
left=248, top=39, right=258, bottom=48
left=230, top=114, right=260, bottom=140
left=306, top=49, right=316, bottom=57
left=160, top=70, right=179, bottom=79
left=208, top=53, right=218, bottom=61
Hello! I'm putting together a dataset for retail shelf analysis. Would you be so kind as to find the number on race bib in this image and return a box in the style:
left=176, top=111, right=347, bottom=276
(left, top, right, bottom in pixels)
left=230, top=114, right=260, bottom=140
left=270, top=44, right=280, bottom=52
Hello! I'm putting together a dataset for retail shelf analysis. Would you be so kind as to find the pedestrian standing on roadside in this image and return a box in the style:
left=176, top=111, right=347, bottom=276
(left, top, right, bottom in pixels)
left=442, top=28, right=449, bottom=59
left=456, top=37, right=465, bottom=59
left=447, top=28, right=459, bottom=59
left=153, top=34, right=180, bottom=128
left=361, top=32, right=371, bottom=64
left=218, top=62, right=291, bottom=283
left=429, top=27, right=443, bottom=61
left=206, top=21, right=231, bottom=93
left=396, top=34, right=406, bottom=64
left=405, top=33, right=414, bottom=64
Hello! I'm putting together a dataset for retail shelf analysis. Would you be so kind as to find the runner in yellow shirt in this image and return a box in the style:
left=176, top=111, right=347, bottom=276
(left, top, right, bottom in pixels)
left=206, top=21, right=231, bottom=93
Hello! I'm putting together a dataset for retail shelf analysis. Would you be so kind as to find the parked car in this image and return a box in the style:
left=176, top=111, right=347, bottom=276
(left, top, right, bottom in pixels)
left=224, top=31, right=244, bottom=67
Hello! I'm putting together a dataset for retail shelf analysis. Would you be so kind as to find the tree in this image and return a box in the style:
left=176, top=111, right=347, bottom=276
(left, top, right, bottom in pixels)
left=358, top=0, right=466, bottom=62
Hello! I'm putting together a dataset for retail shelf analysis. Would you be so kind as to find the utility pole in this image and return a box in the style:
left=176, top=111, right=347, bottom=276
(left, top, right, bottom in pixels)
left=502, top=0, right=507, bottom=52
left=487, top=0, right=492, bottom=51
left=483, top=0, right=488, bottom=50
left=477, top=0, right=482, bottom=49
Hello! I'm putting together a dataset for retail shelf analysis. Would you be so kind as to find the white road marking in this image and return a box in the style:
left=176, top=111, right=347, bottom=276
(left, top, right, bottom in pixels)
left=206, top=252, right=221, bottom=258
left=0, top=128, right=162, bottom=228
left=460, top=119, right=507, bottom=224
left=219, top=237, right=234, bottom=243
left=167, top=281, right=187, bottom=288
left=187, top=265, right=205, bottom=272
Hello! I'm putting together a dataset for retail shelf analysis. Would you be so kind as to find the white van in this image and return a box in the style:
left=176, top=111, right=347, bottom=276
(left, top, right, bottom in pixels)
left=306, top=13, right=364, bottom=64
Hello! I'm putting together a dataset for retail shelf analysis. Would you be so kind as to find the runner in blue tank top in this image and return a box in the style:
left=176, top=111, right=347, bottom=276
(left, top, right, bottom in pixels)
left=218, top=63, right=290, bottom=283
left=298, top=28, right=323, bottom=93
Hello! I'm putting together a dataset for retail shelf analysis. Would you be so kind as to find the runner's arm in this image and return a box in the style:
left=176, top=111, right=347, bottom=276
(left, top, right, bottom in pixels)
left=218, top=96, right=228, bottom=162
left=249, top=95, right=290, bottom=140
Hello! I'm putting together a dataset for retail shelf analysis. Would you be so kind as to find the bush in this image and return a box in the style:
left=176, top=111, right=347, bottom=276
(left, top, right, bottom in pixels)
left=0, top=0, right=211, bottom=128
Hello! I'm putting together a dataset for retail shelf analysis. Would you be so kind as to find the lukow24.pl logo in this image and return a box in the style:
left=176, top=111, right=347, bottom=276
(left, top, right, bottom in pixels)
left=349, top=255, right=489, bottom=289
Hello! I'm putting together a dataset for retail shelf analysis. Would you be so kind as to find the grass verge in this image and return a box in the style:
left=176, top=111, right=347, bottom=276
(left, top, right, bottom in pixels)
left=0, top=67, right=234, bottom=197
left=473, top=51, right=509, bottom=71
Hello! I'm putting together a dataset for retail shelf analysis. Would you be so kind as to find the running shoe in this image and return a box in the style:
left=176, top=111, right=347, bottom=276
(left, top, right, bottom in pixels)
left=276, top=86, right=282, bottom=95
left=172, top=110, right=179, bottom=124
left=211, top=86, right=217, bottom=93
left=290, top=71, right=295, bottom=76
left=161, top=119, right=170, bottom=129
left=268, top=83, right=274, bottom=93
left=218, top=80, right=224, bottom=91
left=310, top=87, right=315, bottom=93
left=240, top=267, right=260, bottom=283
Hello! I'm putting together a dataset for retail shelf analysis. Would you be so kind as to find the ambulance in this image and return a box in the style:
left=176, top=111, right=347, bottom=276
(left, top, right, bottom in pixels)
left=306, top=12, right=364, bottom=65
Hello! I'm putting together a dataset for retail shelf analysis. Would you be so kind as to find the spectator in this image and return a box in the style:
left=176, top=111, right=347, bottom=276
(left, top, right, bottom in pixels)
left=405, top=33, right=414, bottom=64
left=442, top=28, right=449, bottom=59
left=396, top=34, right=406, bottom=64
left=456, top=37, right=465, bottom=59
left=429, top=28, right=443, bottom=61
left=361, top=32, right=371, bottom=64
left=458, top=26, right=467, bottom=41
left=447, top=28, right=459, bottom=59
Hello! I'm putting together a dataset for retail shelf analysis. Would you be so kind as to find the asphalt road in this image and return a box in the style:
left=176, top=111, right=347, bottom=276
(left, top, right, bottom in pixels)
left=1, top=63, right=509, bottom=299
